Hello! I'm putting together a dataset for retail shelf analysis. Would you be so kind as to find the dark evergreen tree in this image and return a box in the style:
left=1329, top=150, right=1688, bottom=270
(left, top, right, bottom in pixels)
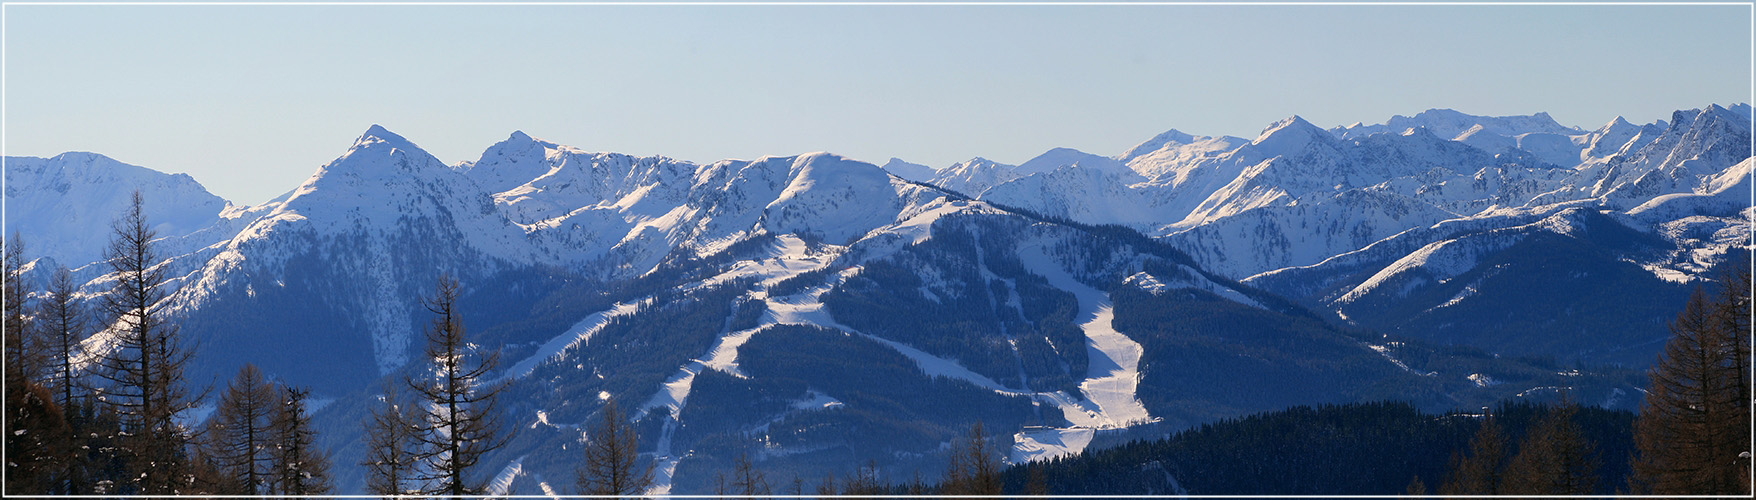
left=94, top=191, right=204, bottom=494
left=575, top=398, right=653, bottom=498
left=407, top=274, right=508, bottom=496
left=4, top=363, right=70, bottom=494
left=1025, top=464, right=1048, bottom=496
left=69, top=396, right=131, bottom=495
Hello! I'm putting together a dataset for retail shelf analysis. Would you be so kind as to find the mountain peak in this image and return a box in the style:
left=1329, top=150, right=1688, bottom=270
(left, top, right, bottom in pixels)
left=880, top=157, right=937, bottom=182
left=1263, top=115, right=1321, bottom=133
left=1410, top=108, right=1466, bottom=120
left=1335, top=109, right=1580, bottom=141
left=1238, top=115, right=1339, bottom=163
left=1018, top=147, right=1128, bottom=176
left=954, top=156, right=1003, bottom=168
left=1254, top=115, right=1327, bottom=143
left=310, top=124, right=443, bottom=183
left=360, top=124, right=401, bottom=141
left=354, top=124, right=418, bottom=151
left=1117, top=128, right=1199, bottom=162
left=461, top=130, right=571, bottom=192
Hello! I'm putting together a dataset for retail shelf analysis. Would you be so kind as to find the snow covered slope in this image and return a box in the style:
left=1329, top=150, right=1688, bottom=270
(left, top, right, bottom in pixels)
left=4, top=152, right=230, bottom=268
left=880, top=157, right=938, bottom=182
left=156, top=126, right=546, bottom=391
left=965, top=105, right=1747, bottom=284
left=930, top=157, right=1022, bottom=196
left=18, top=105, right=1735, bottom=494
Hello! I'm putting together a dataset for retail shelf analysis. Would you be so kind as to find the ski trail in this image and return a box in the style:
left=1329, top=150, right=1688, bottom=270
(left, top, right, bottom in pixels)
left=501, top=299, right=647, bottom=381
left=485, top=456, right=523, bottom=497
left=1007, top=243, right=1154, bottom=463
left=638, top=235, right=839, bottom=494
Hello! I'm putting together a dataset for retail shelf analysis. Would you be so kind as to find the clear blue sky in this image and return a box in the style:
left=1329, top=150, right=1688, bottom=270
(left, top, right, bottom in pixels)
left=5, top=2, right=1751, bottom=205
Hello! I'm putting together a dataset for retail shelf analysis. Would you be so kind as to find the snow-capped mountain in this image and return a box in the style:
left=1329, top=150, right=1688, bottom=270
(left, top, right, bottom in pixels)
left=965, top=105, right=1748, bottom=281
left=1329, top=108, right=1583, bottom=141
left=1527, top=104, right=1752, bottom=210
left=3, top=152, right=230, bottom=268
left=1117, top=130, right=1249, bottom=178
left=879, top=157, right=938, bottom=182
left=928, top=157, right=1023, bottom=196
left=9, top=103, right=1743, bottom=494
left=157, top=125, right=548, bottom=391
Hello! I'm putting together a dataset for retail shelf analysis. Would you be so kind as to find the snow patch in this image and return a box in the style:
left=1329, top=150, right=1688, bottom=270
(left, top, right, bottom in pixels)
left=1467, top=373, right=1500, bottom=387
left=1366, top=343, right=1436, bottom=377
left=1010, top=427, right=1094, bottom=464
left=789, top=390, right=844, bottom=411
left=1640, top=263, right=1696, bottom=284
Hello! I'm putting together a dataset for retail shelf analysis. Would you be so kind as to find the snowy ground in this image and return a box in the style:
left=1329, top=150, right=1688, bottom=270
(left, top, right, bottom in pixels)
left=484, top=456, right=523, bottom=497
left=1010, top=243, right=1155, bottom=462
left=636, top=234, right=844, bottom=494
left=1010, top=426, right=1095, bottom=464
left=636, top=222, right=1160, bottom=490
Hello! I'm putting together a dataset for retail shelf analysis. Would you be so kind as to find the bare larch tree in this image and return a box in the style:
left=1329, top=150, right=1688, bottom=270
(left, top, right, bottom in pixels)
left=406, top=274, right=507, bottom=496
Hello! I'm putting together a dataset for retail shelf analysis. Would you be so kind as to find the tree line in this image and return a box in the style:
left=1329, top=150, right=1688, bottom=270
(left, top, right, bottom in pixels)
left=1, top=191, right=692, bottom=498
left=1424, top=263, right=1752, bottom=497
left=3, top=192, right=329, bottom=495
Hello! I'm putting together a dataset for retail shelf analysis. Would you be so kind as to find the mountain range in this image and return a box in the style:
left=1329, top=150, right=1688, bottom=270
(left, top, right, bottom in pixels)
left=7, top=103, right=1748, bottom=493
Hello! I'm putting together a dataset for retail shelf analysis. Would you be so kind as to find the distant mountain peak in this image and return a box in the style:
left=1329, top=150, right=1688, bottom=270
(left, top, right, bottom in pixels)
left=357, top=124, right=410, bottom=146
left=1332, top=109, right=1580, bottom=141
left=1408, top=108, right=1465, bottom=120
left=346, top=125, right=436, bottom=165
left=1250, top=115, right=1333, bottom=154
left=880, top=157, right=937, bottom=182
left=1116, top=129, right=1199, bottom=162
left=305, top=124, right=449, bottom=185
left=1017, top=147, right=1129, bottom=177
left=1264, top=114, right=1317, bottom=132
left=1601, top=116, right=1633, bottom=130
